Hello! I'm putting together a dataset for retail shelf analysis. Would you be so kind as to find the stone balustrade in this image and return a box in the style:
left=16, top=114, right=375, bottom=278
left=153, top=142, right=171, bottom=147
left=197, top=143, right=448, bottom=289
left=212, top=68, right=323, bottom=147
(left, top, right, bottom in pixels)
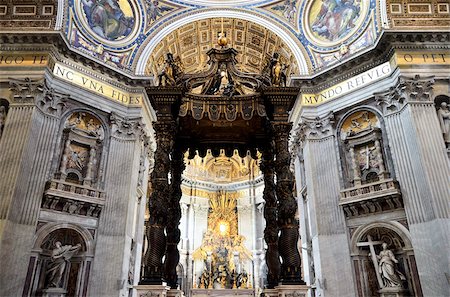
left=340, top=179, right=403, bottom=218
left=41, top=179, right=105, bottom=217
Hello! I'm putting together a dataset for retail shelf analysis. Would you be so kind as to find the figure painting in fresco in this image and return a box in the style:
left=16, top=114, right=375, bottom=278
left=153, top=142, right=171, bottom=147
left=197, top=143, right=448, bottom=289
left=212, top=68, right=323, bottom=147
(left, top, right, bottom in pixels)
left=81, top=0, right=135, bottom=41
left=271, top=0, right=298, bottom=24
left=145, top=0, right=174, bottom=23
left=311, top=0, right=362, bottom=42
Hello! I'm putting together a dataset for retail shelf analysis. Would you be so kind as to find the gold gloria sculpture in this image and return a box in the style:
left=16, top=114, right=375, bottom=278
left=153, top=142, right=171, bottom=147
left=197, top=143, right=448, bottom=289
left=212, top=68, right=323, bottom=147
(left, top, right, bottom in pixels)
left=193, top=190, right=252, bottom=289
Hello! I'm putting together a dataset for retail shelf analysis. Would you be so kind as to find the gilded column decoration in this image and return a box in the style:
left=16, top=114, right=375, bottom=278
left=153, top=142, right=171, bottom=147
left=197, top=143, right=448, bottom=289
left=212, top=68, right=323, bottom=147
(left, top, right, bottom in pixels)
left=164, top=146, right=185, bottom=288
left=141, top=120, right=176, bottom=284
left=260, top=144, right=281, bottom=288
left=273, top=122, right=303, bottom=284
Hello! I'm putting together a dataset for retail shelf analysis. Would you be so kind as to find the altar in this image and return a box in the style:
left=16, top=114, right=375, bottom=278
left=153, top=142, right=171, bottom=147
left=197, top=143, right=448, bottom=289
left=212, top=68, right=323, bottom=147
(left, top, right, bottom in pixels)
left=191, top=289, right=254, bottom=297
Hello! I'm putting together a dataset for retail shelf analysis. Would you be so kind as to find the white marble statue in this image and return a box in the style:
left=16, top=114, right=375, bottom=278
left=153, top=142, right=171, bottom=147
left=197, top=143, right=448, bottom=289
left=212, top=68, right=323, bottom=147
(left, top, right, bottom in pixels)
left=376, top=243, right=405, bottom=288
left=0, top=106, right=6, bottom=138
left=46, top=241, right=82, bottom=288
left=437, top=102, right=450, bottom=146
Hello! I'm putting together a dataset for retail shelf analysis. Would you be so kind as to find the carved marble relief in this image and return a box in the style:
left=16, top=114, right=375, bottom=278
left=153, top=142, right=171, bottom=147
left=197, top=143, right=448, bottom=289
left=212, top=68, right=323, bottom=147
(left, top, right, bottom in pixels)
left=340, top=111, right=388, bottom=187
left=58, top=112, right=104, bottom=186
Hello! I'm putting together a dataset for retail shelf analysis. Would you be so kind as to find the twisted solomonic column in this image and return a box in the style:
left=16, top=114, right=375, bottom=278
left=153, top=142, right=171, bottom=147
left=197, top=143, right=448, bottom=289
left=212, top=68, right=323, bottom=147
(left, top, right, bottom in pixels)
left=273, top=122, right=304, bottom=284
left=260, top=145, right=281, bottom=288
left=163, top=147, right=185, bottom=288
left=141, top=121, right=176, bottom=284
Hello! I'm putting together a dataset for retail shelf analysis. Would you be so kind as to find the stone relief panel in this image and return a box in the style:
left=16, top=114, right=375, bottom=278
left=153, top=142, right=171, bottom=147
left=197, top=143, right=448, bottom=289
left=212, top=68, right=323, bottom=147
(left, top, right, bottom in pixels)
left=0, top=0, right=57, bottom=30
left=387, top=0, right=450, bottom=29
left=57, top=111, right=105, bottom=186
left=339, top=110, right=389, bottom=187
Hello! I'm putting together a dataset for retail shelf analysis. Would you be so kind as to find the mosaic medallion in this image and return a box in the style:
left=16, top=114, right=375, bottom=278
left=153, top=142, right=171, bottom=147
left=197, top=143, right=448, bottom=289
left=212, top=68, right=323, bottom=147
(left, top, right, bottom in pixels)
left=304, top=0, right=369, bottom=47
left=76, top=0, right=140, bottom=45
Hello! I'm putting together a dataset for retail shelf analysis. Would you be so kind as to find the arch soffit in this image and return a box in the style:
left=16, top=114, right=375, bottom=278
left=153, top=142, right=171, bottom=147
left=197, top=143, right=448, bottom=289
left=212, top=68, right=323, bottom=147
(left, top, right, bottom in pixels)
left=350, top=221, right=413, bottom=254
left=33, top=222, right=95, bottom=255
left=135, top=8, right=310, bottom=76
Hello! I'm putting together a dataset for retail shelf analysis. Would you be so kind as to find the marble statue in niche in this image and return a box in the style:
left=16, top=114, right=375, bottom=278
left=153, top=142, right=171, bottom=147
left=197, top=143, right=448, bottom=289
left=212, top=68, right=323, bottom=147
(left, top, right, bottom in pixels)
left=46, top=241, right=82, bottom=288
left=437, top=101, right=450, bottom=147
left=374, top=243, right=406, bottom=288
left=0, top=105, right=6, bottom=138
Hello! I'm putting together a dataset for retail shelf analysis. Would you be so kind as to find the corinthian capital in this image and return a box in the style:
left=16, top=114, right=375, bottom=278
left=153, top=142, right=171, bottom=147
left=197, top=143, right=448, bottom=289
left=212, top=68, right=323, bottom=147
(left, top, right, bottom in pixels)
left=9, top=77, right=44, bottom=104
left=376, top=75, right=435, bottom=114
left=295, top=111, right=335, bottom=141
left=36, top=81, right=69, bottom=117
left=110, top=112, right=146, bottom=140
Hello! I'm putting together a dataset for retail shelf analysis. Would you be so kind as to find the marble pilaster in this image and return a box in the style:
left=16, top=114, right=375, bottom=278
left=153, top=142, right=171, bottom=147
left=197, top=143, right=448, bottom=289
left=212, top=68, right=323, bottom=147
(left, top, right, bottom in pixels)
left=88, top=114, right=146, bottom=296
left=376, top=75, right=450, bottom=297
left=0, top=78, right=68, bottom=295
left=296, top=112, right=356, bottom=297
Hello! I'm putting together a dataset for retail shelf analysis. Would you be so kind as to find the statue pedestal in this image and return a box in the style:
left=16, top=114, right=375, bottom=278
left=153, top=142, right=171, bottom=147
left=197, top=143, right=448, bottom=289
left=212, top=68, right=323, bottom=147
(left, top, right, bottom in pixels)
left=191, top=288, right=254, bottom=297
left=134, top=284, right=171, bottom=297
left=167, top=289, right=185, bottom=297
left=263, top=285, right=310, bottom=297
left=42, top=287, right=67, bottom=297
left=378, top=287, right=409, bottom=297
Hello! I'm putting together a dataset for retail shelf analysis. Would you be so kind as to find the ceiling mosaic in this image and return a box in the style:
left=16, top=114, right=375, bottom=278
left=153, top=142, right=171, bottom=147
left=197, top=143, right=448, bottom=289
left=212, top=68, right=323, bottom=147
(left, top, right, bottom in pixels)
left=62, top=0, right=380, bottom=75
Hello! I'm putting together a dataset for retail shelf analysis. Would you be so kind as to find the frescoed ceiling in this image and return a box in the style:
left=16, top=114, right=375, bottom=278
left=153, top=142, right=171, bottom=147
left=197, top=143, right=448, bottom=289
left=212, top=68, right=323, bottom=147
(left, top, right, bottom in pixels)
left=1, top=0, right=448, bottom=77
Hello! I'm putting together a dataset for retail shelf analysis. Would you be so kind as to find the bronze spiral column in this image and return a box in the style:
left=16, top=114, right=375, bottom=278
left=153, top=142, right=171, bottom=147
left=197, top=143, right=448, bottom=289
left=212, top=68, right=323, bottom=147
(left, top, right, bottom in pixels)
left=261, top=144, right=281, bottom=288
left=273, top=122, right=304, bottom=284
left=163, top=146, right=185, bottom=288
left=140, top=121, right=176, bottom=284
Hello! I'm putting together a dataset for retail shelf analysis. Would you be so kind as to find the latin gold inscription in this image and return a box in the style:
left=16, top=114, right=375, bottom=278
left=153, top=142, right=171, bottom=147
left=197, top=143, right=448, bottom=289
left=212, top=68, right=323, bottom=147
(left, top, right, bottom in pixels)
left=53, top=63, right=142, bottom=106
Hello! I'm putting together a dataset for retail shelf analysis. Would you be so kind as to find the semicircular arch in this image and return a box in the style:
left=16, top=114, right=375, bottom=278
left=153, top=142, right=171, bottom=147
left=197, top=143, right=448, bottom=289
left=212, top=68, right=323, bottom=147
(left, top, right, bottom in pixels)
left=135, top=8, right=311, bottom=76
